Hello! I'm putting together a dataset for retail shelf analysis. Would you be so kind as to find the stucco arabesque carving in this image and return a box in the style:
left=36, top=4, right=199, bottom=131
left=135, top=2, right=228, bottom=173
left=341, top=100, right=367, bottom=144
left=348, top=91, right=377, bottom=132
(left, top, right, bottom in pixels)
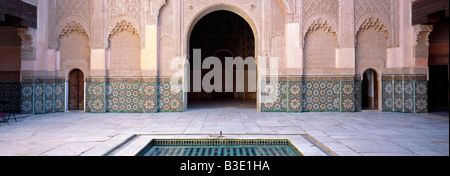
left=17, top=28, right=37, bottom=61
left=106, top=15, right=141, bottom=47
left=303, top=17, right=338, bottom=47
left=413, top=24, right=433, bottom=58
left=356, top=17, right=391, bottom=48
left=56, top=16, right=91, bottom=43
left=280, top=0, right=299, bottom=23
left=58, top=21, right=89, bottom=39
left=413, top=25, right=433, bottom=46
left=108, top=20, right=140, bottom=40
left=150, top=0, right=167, bottom=16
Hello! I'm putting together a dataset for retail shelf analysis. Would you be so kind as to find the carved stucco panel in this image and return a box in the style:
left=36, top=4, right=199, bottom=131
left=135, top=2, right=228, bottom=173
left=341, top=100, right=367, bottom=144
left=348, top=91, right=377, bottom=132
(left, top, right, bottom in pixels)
left=107, top=0, right=146, bottom=47
left=413, top=25, right=433, bottom=58
left=355, top=0, right=392, bottom=23
left=56, top=0, right=91, bottom=24
left=302, top=0, right=339, bottom=24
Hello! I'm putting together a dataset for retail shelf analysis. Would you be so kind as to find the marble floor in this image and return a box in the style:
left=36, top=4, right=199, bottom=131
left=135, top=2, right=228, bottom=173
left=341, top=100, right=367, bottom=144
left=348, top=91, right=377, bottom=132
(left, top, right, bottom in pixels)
left=0, top=105, right=448, bottom=156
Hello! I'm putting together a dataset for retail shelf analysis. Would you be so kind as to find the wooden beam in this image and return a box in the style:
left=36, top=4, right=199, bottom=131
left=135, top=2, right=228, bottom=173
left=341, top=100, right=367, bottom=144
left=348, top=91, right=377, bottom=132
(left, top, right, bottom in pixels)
left=412, top=0, right=449, bottom=25
left=0, top=0, right=37, bottom=28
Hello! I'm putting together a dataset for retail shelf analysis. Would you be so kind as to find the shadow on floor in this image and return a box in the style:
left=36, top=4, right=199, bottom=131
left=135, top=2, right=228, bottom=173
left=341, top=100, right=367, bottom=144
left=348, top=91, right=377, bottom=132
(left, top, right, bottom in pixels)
left=187, top=99, right=257, bottom=111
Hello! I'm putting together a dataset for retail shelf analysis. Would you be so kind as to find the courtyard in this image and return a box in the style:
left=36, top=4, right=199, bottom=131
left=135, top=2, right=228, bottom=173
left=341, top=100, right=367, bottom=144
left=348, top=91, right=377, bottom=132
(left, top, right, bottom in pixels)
left=0, top=0, right=449, bottom=160
left=0, top=104, right=448, bottom=156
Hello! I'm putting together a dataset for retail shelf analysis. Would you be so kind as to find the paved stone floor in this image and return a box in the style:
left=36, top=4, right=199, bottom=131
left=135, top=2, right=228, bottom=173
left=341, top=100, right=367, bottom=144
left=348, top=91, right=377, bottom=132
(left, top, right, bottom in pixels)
left=0, top=107, right=448, bottom=156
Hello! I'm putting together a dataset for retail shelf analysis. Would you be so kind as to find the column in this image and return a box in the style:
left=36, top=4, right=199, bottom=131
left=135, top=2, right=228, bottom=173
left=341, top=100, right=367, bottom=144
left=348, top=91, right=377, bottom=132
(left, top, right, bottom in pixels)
left=412, top=25, right=433, bottom=67
left=17, top=28, right=37, bottom=71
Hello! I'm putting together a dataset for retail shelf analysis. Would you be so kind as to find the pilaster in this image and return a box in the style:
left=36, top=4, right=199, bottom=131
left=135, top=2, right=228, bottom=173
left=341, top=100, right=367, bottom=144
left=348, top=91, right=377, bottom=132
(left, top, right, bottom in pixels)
left=336, top=0, right=355, bottom=73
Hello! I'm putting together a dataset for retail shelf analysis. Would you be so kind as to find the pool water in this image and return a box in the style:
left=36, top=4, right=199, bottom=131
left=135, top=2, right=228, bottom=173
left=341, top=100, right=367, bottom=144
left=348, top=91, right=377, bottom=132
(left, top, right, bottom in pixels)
left=137, top=139, right=303, bottom=156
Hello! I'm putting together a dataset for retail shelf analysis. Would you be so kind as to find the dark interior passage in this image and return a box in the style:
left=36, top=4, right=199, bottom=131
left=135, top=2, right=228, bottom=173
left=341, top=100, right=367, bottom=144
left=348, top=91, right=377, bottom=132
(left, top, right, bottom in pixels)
left=188, top=10, right=256, bottom=108
left=427, top=11, right=449, bottom=115
left=362, top=69, right=378, bottom=110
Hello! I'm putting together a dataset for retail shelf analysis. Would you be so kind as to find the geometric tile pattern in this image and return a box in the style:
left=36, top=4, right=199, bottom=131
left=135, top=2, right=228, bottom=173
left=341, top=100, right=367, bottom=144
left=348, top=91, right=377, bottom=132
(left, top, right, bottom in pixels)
left=403, top=81, right=414, bottom=113
left=86, top=78, right=183, bottom=113
left=260, top=75, right=426, bottom=113
left=381, top=75, right=428, bottom=113
left=34, top=83, right=45, bottom=114
left=17, top=75, right=428, bottom=114
left=86, top=82, right=106, bottom=113
left=0, top=83, right=21, bottom=113
left=261, top=81, right=288, bottom=112
left=287, top=82, right=302, bottom=112
left=261, top=77, right=349, bottom=112
left=107, top=82, right=143, bottom=113
left=142, top=82, right=157, bottom=113
left=354, top=81, right=362, bottom=112
left=302, top=81, right=340, bottom=112
left=393, top=80, right=403, bottom=112
left=341, top=81, right=357, bottom=112
left=19, top=78, right=66, bottom=114
left=158, top=82, right=183, bottom=112
left=54, top=83, right=66, bottom=112
left=45, top=83, right=54, bottom=113
left=21, top=83, right=34, bottom=114
left=382, top=80, right=393, bottom=112
left=415, top=81, right=428, bottom=113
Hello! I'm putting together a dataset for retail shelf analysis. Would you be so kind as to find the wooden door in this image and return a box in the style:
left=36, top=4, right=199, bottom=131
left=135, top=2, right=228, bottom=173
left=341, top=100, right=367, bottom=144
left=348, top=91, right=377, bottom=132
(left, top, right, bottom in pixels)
left=69, top=69, right=84, bottom=110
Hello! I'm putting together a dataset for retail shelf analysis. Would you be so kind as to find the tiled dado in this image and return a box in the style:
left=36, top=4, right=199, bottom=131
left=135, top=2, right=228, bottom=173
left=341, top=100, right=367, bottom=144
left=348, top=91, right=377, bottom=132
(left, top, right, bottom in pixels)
left=261, top=76, right=362, bottom=112
left=0, top=82, right=21, bottom=113
left=86, top=77, right=183, bottom=113
left=382, top=75, right=428, bottom=113
left=20, top=77, right=66, bottom=114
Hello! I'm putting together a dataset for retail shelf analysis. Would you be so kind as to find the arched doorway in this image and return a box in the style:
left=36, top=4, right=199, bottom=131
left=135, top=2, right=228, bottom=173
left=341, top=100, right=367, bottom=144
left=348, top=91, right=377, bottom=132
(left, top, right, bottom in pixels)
left=188, top=10, right=256, bottom=109
left=68, top=69, right=84, bottom=110
left=362, top=69, right=379, bottom=110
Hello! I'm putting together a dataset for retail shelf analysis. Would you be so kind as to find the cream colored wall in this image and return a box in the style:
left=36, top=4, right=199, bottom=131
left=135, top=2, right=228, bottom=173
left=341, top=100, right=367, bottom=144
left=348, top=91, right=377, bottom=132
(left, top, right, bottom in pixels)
left=25, top=0, right=428, bottom=80
left=141, top=25, right=158, bottom=74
